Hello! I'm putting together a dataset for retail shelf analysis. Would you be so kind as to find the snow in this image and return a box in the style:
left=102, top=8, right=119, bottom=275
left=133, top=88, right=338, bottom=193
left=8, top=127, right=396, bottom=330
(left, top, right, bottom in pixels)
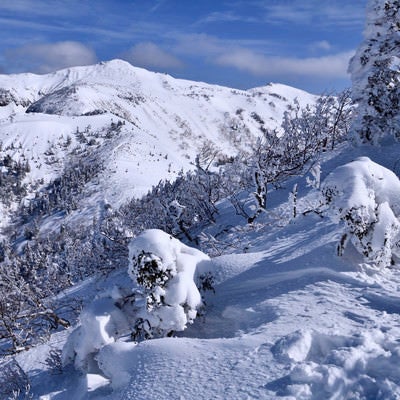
left=323, top=157, right=400, bottom=217
left=5, top=60, right=400, bottom=399
left=11, top=139, right=400, bottom=399
left=128, top=229, right=209, bottom=278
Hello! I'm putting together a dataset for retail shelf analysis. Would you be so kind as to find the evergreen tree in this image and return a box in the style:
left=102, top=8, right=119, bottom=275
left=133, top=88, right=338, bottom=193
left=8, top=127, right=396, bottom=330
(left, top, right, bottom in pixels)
left=349, top=0, right=400, bottom=143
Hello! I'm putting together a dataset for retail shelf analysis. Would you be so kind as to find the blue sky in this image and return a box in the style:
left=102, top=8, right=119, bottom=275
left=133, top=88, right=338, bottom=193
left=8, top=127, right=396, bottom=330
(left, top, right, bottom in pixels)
left=0, top=0, right=367, bottom=94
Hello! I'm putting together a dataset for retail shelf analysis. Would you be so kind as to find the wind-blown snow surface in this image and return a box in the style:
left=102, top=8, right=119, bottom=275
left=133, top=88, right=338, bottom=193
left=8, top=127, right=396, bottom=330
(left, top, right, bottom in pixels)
left=12, top=143, right=400, bottom=400
left=0, top=60, right=315, bottom=219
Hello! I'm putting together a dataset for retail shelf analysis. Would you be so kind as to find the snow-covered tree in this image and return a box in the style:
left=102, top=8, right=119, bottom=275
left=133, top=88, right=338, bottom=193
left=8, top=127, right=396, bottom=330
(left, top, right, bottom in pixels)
left=246, top=120, right=319, bottom=223
left=0, top=358, right=32, bottom=399
left=62, top=230, right=211, bottom=371
left=0, top=257, right=70, bottom=355
left=221, top=93, right=352, bottom=224
left=118, top=165, right=222, bottom=242
left=322, top=157, right=400, bottom=267
left=128, top=229, right=210, bottom=338
left=349, top=0, right=400, bottom=143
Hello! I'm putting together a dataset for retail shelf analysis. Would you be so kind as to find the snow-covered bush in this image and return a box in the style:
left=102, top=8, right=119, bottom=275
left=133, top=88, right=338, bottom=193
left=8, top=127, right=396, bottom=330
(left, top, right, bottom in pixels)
left=128, top=229, right=210, bottom=338
left=119, top=162, right=222, bottom=241
left=322, top=157, right=400, bottom=267
left=62, top=293, right=130, bottom=371
left=63, top=229, right=211, bottom=371
left=0, top=358, right=32, bottom=399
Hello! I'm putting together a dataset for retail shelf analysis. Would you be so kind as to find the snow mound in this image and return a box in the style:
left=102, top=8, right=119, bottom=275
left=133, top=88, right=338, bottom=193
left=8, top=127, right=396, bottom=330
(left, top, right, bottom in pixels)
left=323, top=157, right=400, bottom=267
left=272, top=330, right=313, bottom=362
left=96, top=341, right=138, bottom=389
left=283, top=329, right=400, bottom=399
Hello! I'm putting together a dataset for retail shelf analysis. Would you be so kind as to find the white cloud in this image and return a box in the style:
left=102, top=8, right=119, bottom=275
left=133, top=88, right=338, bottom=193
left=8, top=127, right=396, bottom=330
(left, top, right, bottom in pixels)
left=259, top=1, right=365, bottom=28
left=216, top=49, right=354, bottom=79
left=173, top=32, right=353, bottom=80
left=0, top=0, right=90, bottom=18
left=121, top=42, right=183, bottom=70
left=198, top=11, right=258, bottom=24
left=310, top=40, right=332, bottom=52
left=5, top=41, right=97, bottom=73
left=173, top=34, right=226, bottom=58
left=173, top=33, right=276, bottom=59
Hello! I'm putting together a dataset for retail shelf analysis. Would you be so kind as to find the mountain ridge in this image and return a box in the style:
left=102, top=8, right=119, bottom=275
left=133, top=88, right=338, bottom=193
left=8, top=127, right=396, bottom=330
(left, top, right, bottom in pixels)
left=0, top=60, right=315, bottom=116
left=0, top=60, right=317, bottom=231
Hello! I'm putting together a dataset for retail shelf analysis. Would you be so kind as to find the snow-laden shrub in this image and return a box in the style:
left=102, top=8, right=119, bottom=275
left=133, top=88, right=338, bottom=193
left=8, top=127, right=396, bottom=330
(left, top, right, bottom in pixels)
left=322, top=157, right=400, bottom=267
left=62, top=230, right=211, bottom=372
left=128, top=229, right=210, bottom=338
left=62, top=292, right=130, bottom=371
left=0, top=358, right=32, bottom=399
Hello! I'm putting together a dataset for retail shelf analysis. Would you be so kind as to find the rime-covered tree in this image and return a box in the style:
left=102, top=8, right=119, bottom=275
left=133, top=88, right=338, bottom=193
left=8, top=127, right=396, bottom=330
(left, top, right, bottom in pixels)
left=349, top=0, right=400, bottom=143
left=217, top=92, right=352, bottom=223
left=128, top=230, right=209, bottom=339
left=322, top=157, right=400, bottom=268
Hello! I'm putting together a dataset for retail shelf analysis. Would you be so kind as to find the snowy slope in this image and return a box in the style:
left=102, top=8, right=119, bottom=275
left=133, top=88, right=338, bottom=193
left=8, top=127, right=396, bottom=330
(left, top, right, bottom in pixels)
left=0, top=60, right=316, bottom=217
left=11, top=141, right=400, bottom=400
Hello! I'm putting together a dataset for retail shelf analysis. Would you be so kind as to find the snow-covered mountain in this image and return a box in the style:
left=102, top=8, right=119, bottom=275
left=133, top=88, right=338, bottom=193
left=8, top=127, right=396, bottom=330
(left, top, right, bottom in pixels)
left=0, top=59, right=316, bottom=218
